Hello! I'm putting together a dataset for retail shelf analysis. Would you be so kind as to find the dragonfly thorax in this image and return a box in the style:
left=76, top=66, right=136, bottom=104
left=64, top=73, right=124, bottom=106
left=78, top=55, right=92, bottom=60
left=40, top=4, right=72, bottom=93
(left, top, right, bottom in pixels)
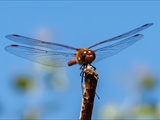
left=76, top=48, right=96, bottom=65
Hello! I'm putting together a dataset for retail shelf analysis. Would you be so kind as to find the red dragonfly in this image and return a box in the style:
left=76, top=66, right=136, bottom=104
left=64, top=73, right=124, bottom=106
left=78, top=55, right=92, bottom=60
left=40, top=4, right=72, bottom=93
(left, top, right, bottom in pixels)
left=5, top=23, right=153, bottom=68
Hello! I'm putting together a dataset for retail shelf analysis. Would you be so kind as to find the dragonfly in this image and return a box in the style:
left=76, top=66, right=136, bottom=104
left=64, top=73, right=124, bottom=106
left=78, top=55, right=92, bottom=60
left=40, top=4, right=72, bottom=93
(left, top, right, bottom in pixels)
left=5, top=23, right=153, bottom=69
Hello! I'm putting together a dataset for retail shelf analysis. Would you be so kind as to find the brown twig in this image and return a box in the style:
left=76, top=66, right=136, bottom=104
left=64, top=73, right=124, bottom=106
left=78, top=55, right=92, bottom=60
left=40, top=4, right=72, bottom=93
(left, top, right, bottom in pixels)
left=79, top=66, right=98, bottom=120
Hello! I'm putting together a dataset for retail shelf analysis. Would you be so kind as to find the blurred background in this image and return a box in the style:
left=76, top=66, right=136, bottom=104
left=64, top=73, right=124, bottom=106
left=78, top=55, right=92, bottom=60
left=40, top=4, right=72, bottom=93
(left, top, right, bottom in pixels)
left=1, top=1, right=160, bottom=119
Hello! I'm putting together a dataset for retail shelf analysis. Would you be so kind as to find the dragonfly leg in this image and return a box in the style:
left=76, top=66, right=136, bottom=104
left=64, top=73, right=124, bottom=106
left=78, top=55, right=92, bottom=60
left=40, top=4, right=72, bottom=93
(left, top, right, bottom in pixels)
left=79, top=65, right=84, bottom=70
left=95, top=92, right=100, bottom=99
left=80, top=65, right=85, bottom=96
left=90, top=64, right=96, bottom=70
left=81, top=72, right=84, bottom=96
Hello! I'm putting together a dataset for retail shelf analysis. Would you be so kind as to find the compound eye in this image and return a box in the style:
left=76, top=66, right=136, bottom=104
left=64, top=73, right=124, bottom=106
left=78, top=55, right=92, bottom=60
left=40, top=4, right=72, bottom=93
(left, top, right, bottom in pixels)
left=83, top=51, right=87, bottom=54
left=82, top=50, right=87, bottom=56
left=88, top=50, right=92, bottom=55
left=85, top=50, right=95, bottom=64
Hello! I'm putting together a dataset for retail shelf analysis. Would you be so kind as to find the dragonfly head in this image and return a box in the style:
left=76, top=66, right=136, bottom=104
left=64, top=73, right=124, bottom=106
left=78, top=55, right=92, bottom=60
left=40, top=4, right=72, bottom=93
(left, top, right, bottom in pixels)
left=76, top=48, right=96, bottom=65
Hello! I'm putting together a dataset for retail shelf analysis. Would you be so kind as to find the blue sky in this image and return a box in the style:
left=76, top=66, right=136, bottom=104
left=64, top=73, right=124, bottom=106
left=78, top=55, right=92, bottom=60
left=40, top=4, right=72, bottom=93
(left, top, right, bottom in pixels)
left=1, top=1, right=160, bottom=119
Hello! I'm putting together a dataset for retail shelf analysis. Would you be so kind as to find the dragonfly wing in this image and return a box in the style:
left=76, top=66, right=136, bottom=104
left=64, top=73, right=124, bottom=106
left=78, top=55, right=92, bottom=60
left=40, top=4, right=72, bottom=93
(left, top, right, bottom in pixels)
left=6, top=34, right=78, bottom=51
left=93, top=34, right=143, bottom=63
left=5, top=45, right=76, bottom=67
left=88, top=23, right=153, bottom=49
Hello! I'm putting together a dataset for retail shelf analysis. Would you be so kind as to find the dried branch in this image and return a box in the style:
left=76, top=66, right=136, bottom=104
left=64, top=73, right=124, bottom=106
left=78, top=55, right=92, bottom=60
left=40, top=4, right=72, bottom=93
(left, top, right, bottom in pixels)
left=79, top=65, right=98, bottom=120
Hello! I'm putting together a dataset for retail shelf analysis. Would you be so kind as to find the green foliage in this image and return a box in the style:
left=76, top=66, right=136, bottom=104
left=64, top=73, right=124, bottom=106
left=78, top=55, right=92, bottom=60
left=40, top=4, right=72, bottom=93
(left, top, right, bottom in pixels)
left=14, top=76, right=34, bottom=92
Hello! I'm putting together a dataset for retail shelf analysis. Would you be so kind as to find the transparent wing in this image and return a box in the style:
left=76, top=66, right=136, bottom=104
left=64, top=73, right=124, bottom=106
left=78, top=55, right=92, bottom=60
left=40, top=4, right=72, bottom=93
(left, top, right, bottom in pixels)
left=6, top=34, right=78, bottom=51
left=93, top=34, right=143, bottom=63
left=5, top=45, right=76, bottom=67
left=88, top=23, right=153, bottom=49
